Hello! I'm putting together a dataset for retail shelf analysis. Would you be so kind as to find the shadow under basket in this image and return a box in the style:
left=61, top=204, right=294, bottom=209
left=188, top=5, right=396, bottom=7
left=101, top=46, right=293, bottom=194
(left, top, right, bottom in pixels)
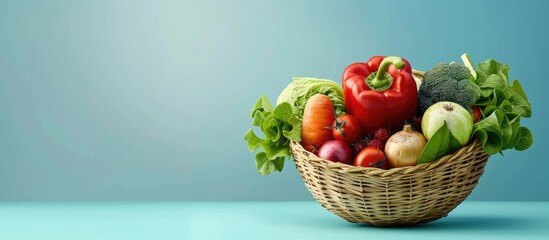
left=290, top=139, right=489, bottom=226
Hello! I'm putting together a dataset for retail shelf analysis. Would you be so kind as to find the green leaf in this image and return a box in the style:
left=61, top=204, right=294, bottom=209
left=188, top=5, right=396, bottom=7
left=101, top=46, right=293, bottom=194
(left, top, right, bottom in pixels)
left=483, top=105, right=499, bottom=118
left=273, top=102, right=293, bottom=121
left=273, top=103, right=300, bottom=141
left=482, top=74, right=507, bottom=90
left=272, top=102, right=302, bottom=142
left=255, top=153, right=286, bottom=175
left=505, top=112, right=520, bottom=124
left=478, top=59, right=509, bottom=81
left=473, top=110, right=504, bottom=155
left=471, top=57, right=533, bottom=156
left=261, top=114, right=282, bottom=142
left=494, top=89, right=508, bottom=106
left=476, top=128, right=503, bottom=155
left=243, top=129, right=265, bottom=152
left=246, top=96, right=304, bottom=175
left=417, top=122, right=461, bottom=164
left=515, top=127, right=533, bottom=151
left=448, top=133, right=462, bottom=153
left=282, top=115, right=302, bottom=142
left=475, top=89, right=498, bottom=107
left=273, top=156, right=285, bottom=172
left=251, top=96, right=273, bottom=118
left=511, top=79, right=528, bottom=101
left=504, top=119, right=521, bottom=150
left=498, top=99, right=513, bottom=114
left=477, top=109, right=503, bottom=131
left=479, top=88, right=494, bottom=98
left=277, top=135, right=290, bottom=147
left=255, top=152, right=275, bottom=175
left=251, top=110, right=266, bottom=127
left=508, top=93, right=531, bottom=118
left=261, top=140, right=290, bottom=159
left=499, top=114, right=513, bottom=149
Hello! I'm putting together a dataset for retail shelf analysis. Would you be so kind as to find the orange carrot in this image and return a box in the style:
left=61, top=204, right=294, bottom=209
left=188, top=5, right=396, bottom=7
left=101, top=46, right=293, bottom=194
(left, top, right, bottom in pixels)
left=301, top=94, right=335, bottom=152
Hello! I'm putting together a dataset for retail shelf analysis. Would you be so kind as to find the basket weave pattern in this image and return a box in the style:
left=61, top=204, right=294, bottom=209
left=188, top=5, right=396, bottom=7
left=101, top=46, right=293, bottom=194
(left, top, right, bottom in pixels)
left=290, top=140, right=489, bottom=226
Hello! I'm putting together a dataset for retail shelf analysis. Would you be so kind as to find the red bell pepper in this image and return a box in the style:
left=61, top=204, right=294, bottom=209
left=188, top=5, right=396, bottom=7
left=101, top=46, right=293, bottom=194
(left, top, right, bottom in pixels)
left=342, top=56, right=417, bottom=135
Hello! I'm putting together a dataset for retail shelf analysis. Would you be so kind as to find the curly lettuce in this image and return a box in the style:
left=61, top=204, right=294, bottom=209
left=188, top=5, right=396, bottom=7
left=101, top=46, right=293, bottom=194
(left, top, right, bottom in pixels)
left=244, top=96, right=301, bottom=175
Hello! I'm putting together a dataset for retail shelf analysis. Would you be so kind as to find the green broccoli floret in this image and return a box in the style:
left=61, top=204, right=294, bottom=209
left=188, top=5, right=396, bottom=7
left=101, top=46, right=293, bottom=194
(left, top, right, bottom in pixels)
left=417, top=62, right=481, bottom=114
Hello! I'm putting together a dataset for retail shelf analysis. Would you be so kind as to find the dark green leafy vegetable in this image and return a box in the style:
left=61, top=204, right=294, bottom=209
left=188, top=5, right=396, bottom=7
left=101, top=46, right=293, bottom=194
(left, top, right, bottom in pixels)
left=462, top=54, right=533, bottom=155
left=471, top=108, right=504, bottom=155
left=515, top=127, right=533, bottom=151
left=244, top=96, right=301, bottom=175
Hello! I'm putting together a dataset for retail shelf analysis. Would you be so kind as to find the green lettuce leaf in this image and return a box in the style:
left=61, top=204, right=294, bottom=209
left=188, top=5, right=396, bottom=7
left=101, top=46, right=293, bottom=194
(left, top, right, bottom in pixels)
left=273, top=102, right=302, bottom=141
left=251, top=96, right=273, bottom=118
left=473, top=108, right=504, bottom=155
left=515, top=127, right=533, bottom=151
left=255, top=152, right=275, bottom=176
left=505, top=119, right=521, bottom=150
left=470, top=57, right=533, bottom=154
left=243, top=129, right=264, bottom=152
left=244, top=96, right=302, bottom=175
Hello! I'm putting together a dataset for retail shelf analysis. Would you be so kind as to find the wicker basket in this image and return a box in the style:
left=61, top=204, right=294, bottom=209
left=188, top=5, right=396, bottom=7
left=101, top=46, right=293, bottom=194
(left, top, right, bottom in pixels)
left=290, top=69, right=490, bottom=226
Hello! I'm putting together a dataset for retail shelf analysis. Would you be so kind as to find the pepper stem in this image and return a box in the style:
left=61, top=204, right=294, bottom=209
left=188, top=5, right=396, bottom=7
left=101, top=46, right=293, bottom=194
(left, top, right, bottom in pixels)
left=366, top=56, right=405, bottom=91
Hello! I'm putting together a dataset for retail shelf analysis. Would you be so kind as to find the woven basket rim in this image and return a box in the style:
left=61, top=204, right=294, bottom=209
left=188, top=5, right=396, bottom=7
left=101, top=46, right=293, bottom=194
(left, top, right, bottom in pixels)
left=290, top=139, right=484, bottom=177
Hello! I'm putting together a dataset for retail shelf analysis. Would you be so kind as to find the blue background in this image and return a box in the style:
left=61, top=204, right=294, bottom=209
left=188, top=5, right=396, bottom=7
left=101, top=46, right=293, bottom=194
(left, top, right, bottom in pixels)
left=0, top=0, right=547, bottom=201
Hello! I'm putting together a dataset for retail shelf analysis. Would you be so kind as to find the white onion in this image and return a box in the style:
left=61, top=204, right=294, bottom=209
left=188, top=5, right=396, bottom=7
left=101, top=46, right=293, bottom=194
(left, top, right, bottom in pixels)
left=384, top=125, right=426, bottom=168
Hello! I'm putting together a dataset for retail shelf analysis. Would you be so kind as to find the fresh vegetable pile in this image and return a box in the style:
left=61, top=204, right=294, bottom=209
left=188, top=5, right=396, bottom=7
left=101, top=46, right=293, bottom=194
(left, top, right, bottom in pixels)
left=245, top=54, right=533, bottom=175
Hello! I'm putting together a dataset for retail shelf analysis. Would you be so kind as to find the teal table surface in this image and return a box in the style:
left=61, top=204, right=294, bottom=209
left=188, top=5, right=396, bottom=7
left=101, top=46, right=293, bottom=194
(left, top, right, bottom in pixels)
left=0, top=201, right=547, bottom=240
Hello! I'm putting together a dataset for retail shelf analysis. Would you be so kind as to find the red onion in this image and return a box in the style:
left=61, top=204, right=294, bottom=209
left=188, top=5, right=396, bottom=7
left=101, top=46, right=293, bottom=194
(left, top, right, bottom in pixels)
left=316, top=140, right=353, bottom=164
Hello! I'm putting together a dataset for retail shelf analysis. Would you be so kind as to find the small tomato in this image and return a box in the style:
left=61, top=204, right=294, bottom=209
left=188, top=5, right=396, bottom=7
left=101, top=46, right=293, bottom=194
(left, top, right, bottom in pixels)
left=354, top=146, right=387, bottom=169
left=332, top=114, right=362, bottom=144
left=472, top=106, right=481, bottom=123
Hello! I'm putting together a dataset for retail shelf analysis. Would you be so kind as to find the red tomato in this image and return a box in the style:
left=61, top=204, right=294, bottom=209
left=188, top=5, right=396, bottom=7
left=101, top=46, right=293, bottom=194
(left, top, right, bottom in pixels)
left=332, top=114, right=362, bottom=144
left=472, top=106, right=481, bottom=123
left=354, top=146, right=387, bottom=169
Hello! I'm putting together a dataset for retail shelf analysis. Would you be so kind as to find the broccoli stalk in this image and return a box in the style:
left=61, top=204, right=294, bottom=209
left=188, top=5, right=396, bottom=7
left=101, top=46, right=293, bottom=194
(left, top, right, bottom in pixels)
left=461, top=53, right=477, bottom=79
left=417, top=61, right=481, bottom=115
